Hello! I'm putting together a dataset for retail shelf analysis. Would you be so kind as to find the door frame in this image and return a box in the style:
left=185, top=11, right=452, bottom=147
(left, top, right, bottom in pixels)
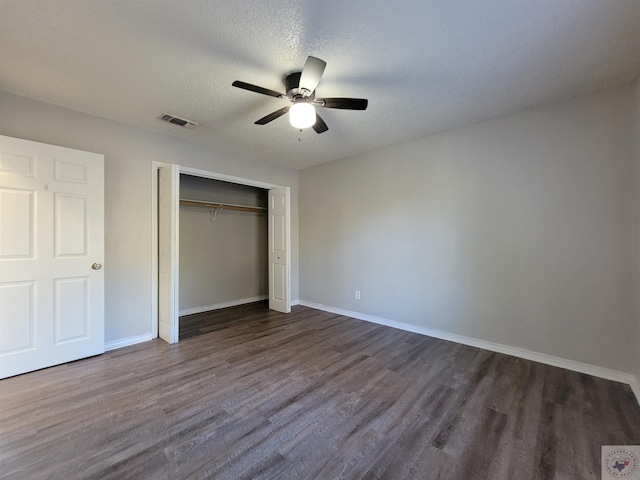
left=151, top=163, right=290, bottom=341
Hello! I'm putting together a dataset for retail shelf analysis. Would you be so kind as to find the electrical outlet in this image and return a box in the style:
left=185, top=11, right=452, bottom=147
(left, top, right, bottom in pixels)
left=355, top=290, right=361, bottom=300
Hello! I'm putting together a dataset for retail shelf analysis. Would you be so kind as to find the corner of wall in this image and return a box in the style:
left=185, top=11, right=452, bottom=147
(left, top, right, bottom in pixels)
left=633, top=76, right=640, bottom=397
left=634, top=77, right=640, bottom=396
left=630, top=376, right=640, bottom=406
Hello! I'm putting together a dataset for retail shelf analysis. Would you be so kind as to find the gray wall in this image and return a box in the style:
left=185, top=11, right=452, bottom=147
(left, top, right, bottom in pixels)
left=300, top=83, right=636, bottom=373
left=3, top=83, right=638, bottom=379
left=179, top=175, right=267, bottom=312
left=0, top=92, right=299, bottom=343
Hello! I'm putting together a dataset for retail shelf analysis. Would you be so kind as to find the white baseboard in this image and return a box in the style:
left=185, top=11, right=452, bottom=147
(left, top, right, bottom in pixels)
left=299, top=300, right=640, bottom=403
left=105, top=333, right=154, bottom=352
left=179, top=295, right=268, bottom=316
left=291, top=299, right=300, bottom=306
left=105, top=296, right=270, bottom=352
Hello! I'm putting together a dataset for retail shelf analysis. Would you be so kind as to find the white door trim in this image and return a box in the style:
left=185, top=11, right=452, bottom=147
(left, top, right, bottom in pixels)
left=150, top=161, right=170, bottom=340
left=151, top=163, right=291, bottom=341
left=179, top=165, right=280, bottom=190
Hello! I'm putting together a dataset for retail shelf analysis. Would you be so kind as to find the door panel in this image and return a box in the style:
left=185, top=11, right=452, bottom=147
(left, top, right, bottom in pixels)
left=0, top=135, right=104, bottom=379
left=54, top=277, right=89, bottom=343
left=0, top=281, right=35, bottom=354
left=54, top=157, right=88, bottom=184
left=0, top=187, right=34, bottom=258
left=271, top=263, right=286, bottom=302
left=55, top=193, right=88, bottom=257
left=0, top=150, right=35, bottom=176
left=268, top=187, right=290, bottom=313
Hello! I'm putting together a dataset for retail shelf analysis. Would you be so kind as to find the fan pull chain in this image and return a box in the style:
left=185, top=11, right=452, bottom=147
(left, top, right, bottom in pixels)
left=298, top=129, right=303, bottom=142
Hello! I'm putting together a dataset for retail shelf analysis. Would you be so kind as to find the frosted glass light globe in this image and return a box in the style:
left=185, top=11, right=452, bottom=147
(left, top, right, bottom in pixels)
left=289, top=102, right=316, bottom=129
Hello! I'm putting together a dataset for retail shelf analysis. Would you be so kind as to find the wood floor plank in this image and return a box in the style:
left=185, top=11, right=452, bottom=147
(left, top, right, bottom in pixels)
left=1, top=301, right=640, bottom=479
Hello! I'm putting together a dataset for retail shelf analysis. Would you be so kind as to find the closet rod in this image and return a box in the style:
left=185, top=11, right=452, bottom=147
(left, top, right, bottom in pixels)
left=180, top=199, right=266, bottom=213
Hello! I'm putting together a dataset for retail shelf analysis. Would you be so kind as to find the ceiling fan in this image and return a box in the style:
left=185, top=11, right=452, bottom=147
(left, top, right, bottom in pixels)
left=232, top=56, right=368, bottom=134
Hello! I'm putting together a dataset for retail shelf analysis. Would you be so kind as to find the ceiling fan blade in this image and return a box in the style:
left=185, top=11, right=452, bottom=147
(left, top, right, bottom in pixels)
left=299, top=56, right=326, bottom=95
left=312, top=113, right=328, bottom=134
left=255, top=106, right=290, bottom=125
left=232, top=80, right=284, bottom=98
left=319, top=98, right=368, bottom=110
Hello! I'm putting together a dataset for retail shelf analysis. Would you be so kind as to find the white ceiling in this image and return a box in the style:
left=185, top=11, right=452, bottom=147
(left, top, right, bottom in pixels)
left=1, top=1, right=639, bottom=170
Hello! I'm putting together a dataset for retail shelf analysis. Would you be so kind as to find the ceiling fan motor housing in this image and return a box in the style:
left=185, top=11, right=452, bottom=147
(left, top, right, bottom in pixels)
left=285, top=72, right=313, bottom=99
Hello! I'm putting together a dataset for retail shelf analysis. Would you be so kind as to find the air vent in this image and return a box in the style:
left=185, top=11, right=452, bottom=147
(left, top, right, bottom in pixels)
left=159, top=113, right=198, bottom=129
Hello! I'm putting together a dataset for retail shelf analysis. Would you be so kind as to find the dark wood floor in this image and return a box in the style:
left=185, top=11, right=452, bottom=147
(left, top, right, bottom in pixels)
left=2, top=302, right=640, bottom=480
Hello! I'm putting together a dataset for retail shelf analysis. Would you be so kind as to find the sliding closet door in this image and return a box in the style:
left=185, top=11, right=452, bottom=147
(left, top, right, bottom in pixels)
left=158, top=165, right=179, bottom=343
left=268, top=186, right=290, bottom=313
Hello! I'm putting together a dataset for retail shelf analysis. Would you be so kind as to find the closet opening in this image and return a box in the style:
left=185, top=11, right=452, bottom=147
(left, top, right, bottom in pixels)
left=153, top=163, right=291, bottom=344
left=178, top=174, right=268, bottom=339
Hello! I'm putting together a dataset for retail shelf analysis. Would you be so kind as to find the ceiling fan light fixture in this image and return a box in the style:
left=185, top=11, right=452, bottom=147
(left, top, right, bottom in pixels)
left=289, top=102, right=316, bottom=129
left=232, top=55, right=368, bottom=134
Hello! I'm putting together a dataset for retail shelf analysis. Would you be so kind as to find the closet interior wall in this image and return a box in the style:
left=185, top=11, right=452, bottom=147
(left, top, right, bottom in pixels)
left=179, top=174, right=268, bottom=315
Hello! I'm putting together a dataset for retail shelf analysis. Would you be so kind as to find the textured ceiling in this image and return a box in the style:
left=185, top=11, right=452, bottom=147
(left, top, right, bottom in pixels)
left=1, top=1, right=639, bottom=170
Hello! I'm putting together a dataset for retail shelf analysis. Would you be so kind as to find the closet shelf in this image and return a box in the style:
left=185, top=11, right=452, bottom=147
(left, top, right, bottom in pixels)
left=180, top=199, right=266, bottom=213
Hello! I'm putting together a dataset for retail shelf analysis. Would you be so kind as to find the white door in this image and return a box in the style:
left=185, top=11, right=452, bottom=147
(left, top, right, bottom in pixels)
left=158, top=165, right=179, bottom=343
left=268, top=186, right=290, bottom=313
left=0, top=135, right=104, bottom=379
